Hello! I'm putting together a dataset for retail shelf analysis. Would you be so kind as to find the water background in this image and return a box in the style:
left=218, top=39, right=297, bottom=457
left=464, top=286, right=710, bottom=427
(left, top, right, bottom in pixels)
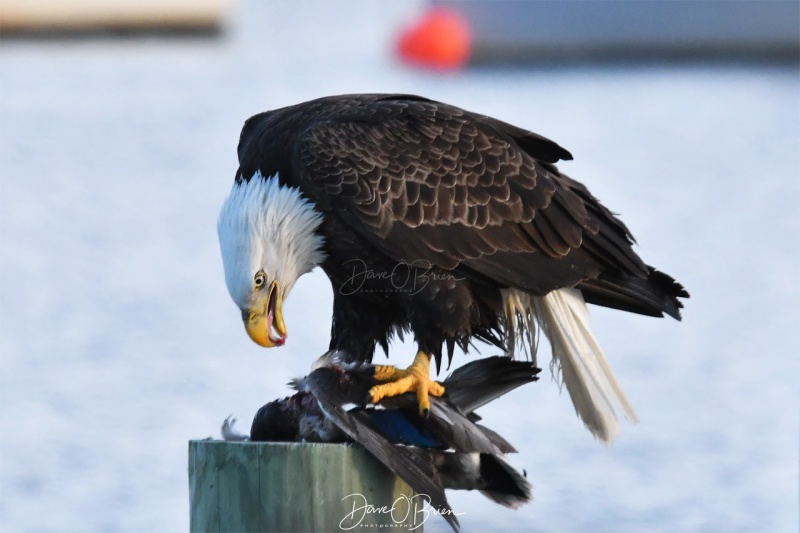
left=1, top=2, right=798, bottom=531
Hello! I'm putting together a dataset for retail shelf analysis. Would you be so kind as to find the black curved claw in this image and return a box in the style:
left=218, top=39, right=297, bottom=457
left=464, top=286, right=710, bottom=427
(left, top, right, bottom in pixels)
left=361, top=392, right=372, bottom=409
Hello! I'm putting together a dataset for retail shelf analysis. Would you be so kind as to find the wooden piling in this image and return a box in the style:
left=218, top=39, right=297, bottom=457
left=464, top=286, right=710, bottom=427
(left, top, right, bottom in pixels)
left=188, top=440, right=423, bottom=532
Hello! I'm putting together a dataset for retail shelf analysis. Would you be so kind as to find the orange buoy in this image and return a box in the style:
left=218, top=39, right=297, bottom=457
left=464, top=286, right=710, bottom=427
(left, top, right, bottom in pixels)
left=397, top=7, right=472, bottom=70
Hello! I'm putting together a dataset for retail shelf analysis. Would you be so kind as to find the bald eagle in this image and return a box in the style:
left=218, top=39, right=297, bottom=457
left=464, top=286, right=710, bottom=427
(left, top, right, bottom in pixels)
left=218, top=94, right=688, bottom=444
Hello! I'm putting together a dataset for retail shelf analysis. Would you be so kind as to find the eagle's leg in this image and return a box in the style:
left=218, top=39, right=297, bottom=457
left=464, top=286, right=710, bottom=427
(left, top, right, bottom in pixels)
left=369, top=351, right=445, bottom=417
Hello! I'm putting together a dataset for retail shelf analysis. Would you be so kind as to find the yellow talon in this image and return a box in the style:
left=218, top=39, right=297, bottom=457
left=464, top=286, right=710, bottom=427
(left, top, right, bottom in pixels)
left=369, top=351, right=445, bottom=416
left=372, top=364, right=405, bottom=381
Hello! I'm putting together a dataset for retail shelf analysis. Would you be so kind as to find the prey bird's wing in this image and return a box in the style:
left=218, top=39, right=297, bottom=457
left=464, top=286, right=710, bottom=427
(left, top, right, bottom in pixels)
left=372, top=388, right=506, bottom=454
left=367, top=357, right=537, bottom=454
left=473, top=423, right=518, bottom=454
left=443, top=356, right=541, bottom=414
left=426, top=399, right=505, bottom=454
left=303, top=370, right=460, bottom=532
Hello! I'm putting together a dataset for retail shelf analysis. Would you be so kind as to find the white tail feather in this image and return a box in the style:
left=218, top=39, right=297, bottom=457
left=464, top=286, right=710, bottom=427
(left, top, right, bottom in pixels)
left=503, top=288, right=638, bottom=445
left=501, top=288, right=540, bottom=366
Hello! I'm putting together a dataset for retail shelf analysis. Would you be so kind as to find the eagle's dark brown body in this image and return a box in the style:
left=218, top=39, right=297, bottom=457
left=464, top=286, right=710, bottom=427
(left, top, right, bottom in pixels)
left=235, top=94, right=688, bottom=370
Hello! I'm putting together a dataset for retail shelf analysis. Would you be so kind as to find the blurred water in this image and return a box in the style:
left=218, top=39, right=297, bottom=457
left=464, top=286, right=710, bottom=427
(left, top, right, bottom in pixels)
left=1, top=1, right=798, bottom=532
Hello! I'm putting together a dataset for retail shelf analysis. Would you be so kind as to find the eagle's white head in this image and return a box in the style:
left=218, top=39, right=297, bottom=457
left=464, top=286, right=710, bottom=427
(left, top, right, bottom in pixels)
left=217, top=172, right=326, bottom=347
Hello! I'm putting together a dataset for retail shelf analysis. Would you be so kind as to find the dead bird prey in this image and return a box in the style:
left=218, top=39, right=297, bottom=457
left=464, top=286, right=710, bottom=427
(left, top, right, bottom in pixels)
left=228, top=355, right=539, bottom=532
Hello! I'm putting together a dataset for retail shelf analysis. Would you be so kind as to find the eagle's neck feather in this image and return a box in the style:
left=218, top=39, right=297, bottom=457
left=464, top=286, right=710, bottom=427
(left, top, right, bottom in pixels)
left=217, top=172, right=326, bottom=308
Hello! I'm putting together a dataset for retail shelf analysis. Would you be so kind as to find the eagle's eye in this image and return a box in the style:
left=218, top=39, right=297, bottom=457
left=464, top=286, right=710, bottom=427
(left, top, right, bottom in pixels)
left=254, top=271, right=266, bottom=289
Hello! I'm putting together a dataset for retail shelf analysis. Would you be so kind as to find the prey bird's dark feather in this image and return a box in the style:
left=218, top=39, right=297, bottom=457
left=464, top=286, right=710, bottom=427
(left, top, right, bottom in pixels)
left=249, top=355, right=539, bottom=531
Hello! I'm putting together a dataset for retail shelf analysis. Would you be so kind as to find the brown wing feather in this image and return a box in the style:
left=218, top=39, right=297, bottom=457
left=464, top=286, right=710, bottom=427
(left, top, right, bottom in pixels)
left=294, top=96, right=647, bottom=294
left=236, top=94, right=684, bottom=314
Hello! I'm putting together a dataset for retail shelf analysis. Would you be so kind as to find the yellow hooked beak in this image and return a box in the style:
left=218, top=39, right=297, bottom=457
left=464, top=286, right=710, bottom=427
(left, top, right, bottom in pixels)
left=243, top=280, right=287, bottom=347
